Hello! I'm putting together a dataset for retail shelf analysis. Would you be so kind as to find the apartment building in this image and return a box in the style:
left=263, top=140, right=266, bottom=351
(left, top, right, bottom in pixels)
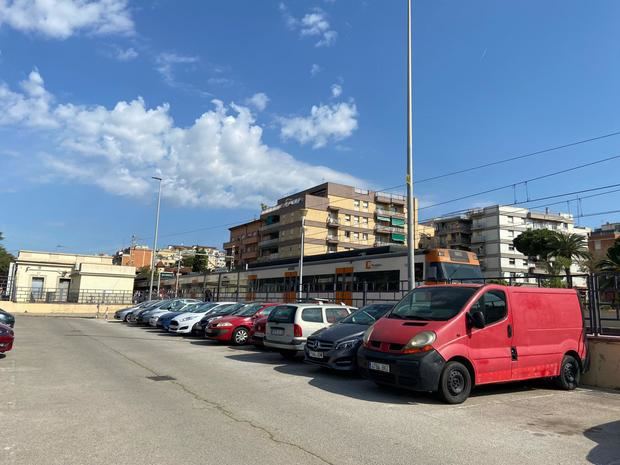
left=255, top=182, right=425, bottom=262
left=158, top=245, right=226, bottom=270
left=589, top=222, right=620, bottom=261
left=426, top=205, right=590, bottom=282
left=223, top=219, right=261, bottom=268
left=113, top=245, right=152, bottom=270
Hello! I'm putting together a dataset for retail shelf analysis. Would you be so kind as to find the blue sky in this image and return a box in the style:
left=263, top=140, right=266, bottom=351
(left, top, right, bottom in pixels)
left=1, top=0, right=620, bottom=256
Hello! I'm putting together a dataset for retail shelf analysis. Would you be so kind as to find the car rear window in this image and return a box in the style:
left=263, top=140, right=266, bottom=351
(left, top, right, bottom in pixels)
left=326, top=307, right=350, bottom=323
left=301, top=307, right=323, bottom=323
left=269, top=305, right=297, bottom=323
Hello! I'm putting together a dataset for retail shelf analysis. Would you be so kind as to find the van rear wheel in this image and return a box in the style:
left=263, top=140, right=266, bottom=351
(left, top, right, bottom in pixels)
left=439, top=361, right=472, bottom=404
left=555, top=355, right=580, bottom=390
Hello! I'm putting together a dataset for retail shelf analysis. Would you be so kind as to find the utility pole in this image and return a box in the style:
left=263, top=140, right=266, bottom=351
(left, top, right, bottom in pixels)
left=174, top=252, right=181, bottom=298
left=148, top=177, right=163, bottom=300
left=406, top=0, right=416, bottom=291
left=298, top=209, right=308, bottom=301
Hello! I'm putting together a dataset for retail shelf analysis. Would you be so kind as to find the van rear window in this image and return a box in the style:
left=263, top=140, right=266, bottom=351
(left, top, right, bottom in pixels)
left=269, top=305, right=297, bottom=323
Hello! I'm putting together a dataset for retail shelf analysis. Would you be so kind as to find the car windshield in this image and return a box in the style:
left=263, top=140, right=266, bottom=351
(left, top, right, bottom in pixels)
left=190, top=303, right=217, bottom=313
left=235, top=303, right=263, bottom=317
left=340, top=304, right=394, bottom=325
left=169, top=300, right=191, bottom=310
left=221, top=303, right=246, bottom=314
left=388, top=287, right=477, bottom=321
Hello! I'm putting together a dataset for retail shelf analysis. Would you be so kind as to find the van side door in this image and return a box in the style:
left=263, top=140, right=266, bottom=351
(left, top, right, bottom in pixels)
left=467, top=290, right=513, bottom=384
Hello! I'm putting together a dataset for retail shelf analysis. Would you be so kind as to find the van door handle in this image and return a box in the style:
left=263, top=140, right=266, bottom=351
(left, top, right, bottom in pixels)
left=507, top=324, right=513, bottom=338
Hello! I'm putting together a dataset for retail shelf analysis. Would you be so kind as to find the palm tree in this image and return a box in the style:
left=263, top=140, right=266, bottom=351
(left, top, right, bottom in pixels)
left=599, top=239, right=620, bottom=273
left=548, top=232, right=590, bottom=288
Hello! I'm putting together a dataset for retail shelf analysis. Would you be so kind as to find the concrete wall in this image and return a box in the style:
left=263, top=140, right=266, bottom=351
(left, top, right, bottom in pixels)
left=583, top=337, right=620, bottom=390
left=1, top=301, right=128, bottom=317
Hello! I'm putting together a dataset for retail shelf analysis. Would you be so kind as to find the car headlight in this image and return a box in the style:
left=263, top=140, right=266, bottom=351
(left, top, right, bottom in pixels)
left=335, top=339, right=359, bottom=350
left=362, top=325, right=374, bottom=346
left=402, top=331, right=436, bottom=354
left=217, top=322, right=233, bottom=327
left=181, top=316, right=194, bottom=321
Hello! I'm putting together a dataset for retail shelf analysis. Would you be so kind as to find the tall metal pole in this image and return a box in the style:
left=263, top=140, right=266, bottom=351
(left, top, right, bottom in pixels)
left=174, top=252, right=181, bottom=297
left=148, top=177, right=162, bottom=300
left=406, top=0, right=416, bottom=291
left=298, top=210, right=307, bottom=301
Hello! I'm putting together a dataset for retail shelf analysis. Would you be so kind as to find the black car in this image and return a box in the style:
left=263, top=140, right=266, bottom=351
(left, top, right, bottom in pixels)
left=0, top=308, right=15, bottom=328
left=304, top=303, right=394, bottom=372
left=194, top=303, right=247, bottom=335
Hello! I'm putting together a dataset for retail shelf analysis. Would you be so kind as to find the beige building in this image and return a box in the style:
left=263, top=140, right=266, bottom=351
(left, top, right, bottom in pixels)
left=8, top=250, right=136, bottom=304
left=257, top=182, right=428, bottom=261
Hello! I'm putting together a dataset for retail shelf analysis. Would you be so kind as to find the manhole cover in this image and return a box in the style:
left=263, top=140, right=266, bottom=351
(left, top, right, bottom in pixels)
left=147, top=375, right=176, bottom=382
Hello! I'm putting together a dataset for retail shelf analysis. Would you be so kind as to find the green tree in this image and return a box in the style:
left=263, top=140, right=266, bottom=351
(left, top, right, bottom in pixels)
left=541, top=257, right=570, bottom=288
left=599, top=238, right=620, bottom=273
left=547, top=232, right=590, bottom=288
left=181, top=255, right=195, bottom=269
left=192, top=249, right=208, bottom=273
left=513, top=229, right=556, bottom=260
left=137, top=266, right=151, bottom=279
left=0, top=232, right=15, bottom=276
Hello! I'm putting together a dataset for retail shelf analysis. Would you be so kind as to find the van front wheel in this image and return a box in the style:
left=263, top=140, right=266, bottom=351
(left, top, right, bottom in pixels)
left=556, top=355, right=580, bottom=390
left=439, top=361, right=472, bottom=404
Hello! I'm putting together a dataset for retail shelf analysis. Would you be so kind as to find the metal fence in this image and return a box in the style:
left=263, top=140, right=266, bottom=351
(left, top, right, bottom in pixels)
left=10, top=287, right=134, bottom=305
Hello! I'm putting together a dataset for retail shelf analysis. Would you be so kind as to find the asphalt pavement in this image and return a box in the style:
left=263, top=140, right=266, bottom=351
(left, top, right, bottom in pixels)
left=1, top=316, right=619, bottom=465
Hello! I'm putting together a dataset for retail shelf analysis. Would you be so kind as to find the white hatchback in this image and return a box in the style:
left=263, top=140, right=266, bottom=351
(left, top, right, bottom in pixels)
left=264, top=304, right=355, bottom=358
left=168, top=302, right=236, bottom=334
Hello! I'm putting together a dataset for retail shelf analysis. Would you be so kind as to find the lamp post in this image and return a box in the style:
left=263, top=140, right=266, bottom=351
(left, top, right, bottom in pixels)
left=406, top=0, right=416, bottom=291
left=174, top=252, right=182, bottom=298
left=148, top=176, right=162, bottom=300
left=297, top=209, right=308, bottom=301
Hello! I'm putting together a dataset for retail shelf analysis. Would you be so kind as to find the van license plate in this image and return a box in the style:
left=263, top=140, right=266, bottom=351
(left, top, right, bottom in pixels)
left=308, top=350, right=323, bottom=359
left=271, top=328, right=284, bottom=336
left=369, top=361, right=390, bottom=373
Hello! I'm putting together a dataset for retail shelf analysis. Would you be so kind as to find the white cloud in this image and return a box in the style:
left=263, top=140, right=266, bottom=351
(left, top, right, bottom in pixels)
left=279, top=101, right=358, bottom=149
left=280, top=6, right=337, bottom=47
left=330, top=83, right=342, bottom=98
left=245, top=92, right=269, bottom=112
left=155, top=52, right=199, bottom=86
left=115, top=47, right=138, bottom=61
left=0, top=70, right=363, bottom=207
left=310, top=63, right=321, bottom=77
left=0, top=0, right=134, bottom=39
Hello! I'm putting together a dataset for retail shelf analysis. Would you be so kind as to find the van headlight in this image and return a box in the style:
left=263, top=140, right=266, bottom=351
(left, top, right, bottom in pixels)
left=362, top=325, right=374, bottom=346
left=402, top=331, right=436, bottom=354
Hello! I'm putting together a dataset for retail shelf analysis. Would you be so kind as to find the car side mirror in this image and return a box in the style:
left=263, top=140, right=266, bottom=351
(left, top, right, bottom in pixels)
left=468, top=310, right=486, bottom=329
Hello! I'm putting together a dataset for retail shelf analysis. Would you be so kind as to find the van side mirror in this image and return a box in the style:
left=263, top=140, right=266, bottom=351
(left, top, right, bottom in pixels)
left=469, top=310, right=486, bottom=329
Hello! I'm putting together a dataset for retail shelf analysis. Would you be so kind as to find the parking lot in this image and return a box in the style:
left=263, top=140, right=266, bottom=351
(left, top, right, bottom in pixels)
left=1, top=316, right=619, bottom=465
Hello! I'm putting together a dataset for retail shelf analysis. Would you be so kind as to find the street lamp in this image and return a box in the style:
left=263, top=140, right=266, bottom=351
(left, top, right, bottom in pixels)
left=406, top=0, right=416, bottom=290
left=297, top=209, right=308, bottom=301
left=148, top=176, right=163, bottom=300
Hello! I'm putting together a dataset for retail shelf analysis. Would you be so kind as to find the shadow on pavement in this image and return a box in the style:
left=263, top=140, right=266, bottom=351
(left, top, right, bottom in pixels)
left=584, top=420, right=620, bottom=465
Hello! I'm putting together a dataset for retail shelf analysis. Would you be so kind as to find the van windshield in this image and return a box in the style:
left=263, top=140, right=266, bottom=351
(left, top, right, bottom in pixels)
left=388, top=287, right=477, bottom=321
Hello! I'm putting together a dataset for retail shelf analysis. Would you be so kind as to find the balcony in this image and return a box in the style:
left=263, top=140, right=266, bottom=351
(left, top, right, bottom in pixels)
left=326, top=217, right=340, bottom=226
left=376, top=192, right=406, bottom=205
left=223, top=241, right=235, bottom=250
left=326, top=235, right=339, bottom=243
left=375, top=224, right=406, bottom=234
left=257, top=253, right=280, bottom=262
left=376, top=208, right=406, bottom=218
left=261, top=222, right=282, bottom=232
left=259, top=237, right=280, bottom=248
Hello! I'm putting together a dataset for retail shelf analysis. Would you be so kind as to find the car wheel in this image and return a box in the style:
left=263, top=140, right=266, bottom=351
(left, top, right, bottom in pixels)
left=555, top=355, right=580, bottom=390
left=439, top=361, right=472, bottom=404
left=232, top=328, right=249, bottom=346
left=124, top=314, right=130, bottom=322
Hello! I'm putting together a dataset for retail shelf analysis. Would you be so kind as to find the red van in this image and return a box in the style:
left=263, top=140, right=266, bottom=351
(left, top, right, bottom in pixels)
left=357, top=284, right=587, bottom=403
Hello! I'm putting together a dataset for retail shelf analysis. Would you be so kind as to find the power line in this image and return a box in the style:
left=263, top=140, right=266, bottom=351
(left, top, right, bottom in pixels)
left=418, top=153, right=620, bottom=212
left=577, top=209, right=620, bottom=219
left=415, top=129, right=620, bottom=184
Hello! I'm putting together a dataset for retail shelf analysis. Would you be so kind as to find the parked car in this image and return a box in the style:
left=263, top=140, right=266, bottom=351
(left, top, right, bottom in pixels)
left=193, top=302, right=246, bottom=335
left=127, top=300, right=172, bottom=324
left=0, top=322, right=14, bottom=354
left=168, top=302, right=237, bottom=335
left=0, top=308, right=15, bottom=328
left=250, top=315, right=269, bottom=347
left=152, top=302, right=219, bottom=329
left=114, top=301, right=153, bottom=322
left=304, top=303, right=394, bottom=371
left=205, top=303, right=278, bottom=345
left=140, top=299, right=200, bottom=324
left=264, top=303, right=356, bottom=359
left=357, top=284, right=588, bottom=404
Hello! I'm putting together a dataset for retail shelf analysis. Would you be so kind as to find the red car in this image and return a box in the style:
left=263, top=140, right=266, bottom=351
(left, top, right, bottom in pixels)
left=0, top=323, right=14, bottom=354
left=206, top=303, right=278, bottom=345
left=250, top=314, right=269, bottom=347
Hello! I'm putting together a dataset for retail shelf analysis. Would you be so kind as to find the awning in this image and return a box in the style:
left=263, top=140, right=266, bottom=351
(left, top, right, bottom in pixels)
left=391, top=217, right=406, bottom=227
left=377, top=215, right=391, bottom=222
left=391, top=233, right=406, bottom=242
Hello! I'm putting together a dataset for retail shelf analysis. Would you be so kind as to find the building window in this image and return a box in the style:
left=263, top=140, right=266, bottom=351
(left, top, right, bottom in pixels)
left=353, top=216, right=360, bottom=224
left=353, top=200, right=360, bottom=208
left=345, top=231, right=351, bottom=239
left=594, top=240, right=601, bottom=250
left=362, top=217, right=369, bottom=226
left=509, top=258, right=516, bottom=265
left=508, top=244, right=515, bottom=251
left=508, top=230, right=515, bottom=238
left=353, top=232, right=359, bottom=240
left=344, top=214, right=351, bottom=223
left=362, top=233, right=368, bottom=240
left=362, top=201, right=369, bottom=209
left=522, top=260, right=528, bottom=266
left=507, top=216, right=514, bottom=224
